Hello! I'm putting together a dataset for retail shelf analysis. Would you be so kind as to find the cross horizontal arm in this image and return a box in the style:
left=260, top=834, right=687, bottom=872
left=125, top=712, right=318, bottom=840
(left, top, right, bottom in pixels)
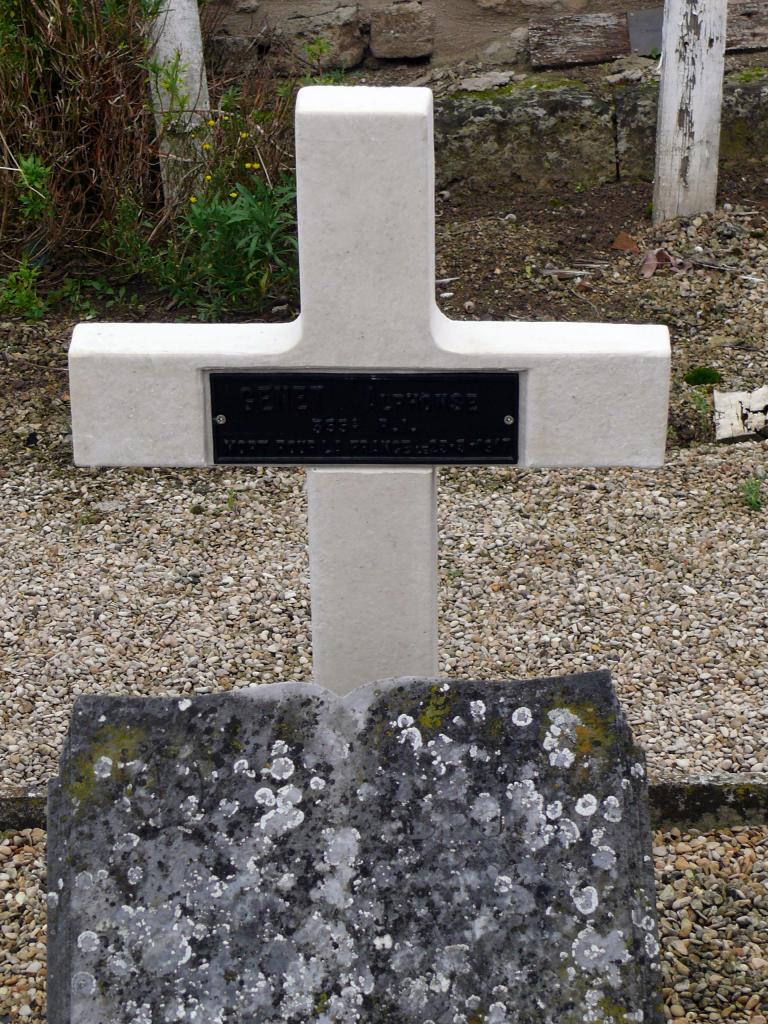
left=69, top=317, right=669, bottom=467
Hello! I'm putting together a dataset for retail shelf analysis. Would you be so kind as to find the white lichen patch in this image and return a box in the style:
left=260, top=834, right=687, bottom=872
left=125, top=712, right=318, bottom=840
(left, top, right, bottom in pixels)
left=93, top=755, right=113, bottom=779
left=76, top=930, right=100, bottom=953
left=72, top=971, right=97, bottom=996
left=177, top=699, right=191, bottom=711
left=309, top=776, right=326, bottom=791
left=543, top=708, right=581, bottom=770
left=276, top=784, right=302, bottom=809
left=232, top=758, right=249, bottom=774
left=127, top=866, right=144, bottom=885
left=575, top=794, right=598, bottom=817
left=572, top=925, right=630, bottom=971
left=269, top=756, right=295, bottom=781
left=487, top=1003, right=509, bottom=1024
left=470, top=792, right=500, bottom=823
left=557, top=818, right=581, bottom=848
left=644, top=933, right=660, bottom=957
left=593, top=845, right=617, bottom=870
left=399, top=726, right=423, bottom=751
left=255, top=787, right=276, bottom=806
left=572, top=884, right=599, bottom=916
left=469, top=700, right=486, bottom=722
left=512, top=706, right=532, bottom=727
left=115, top=832, right=140, bottom=851
left=549, top=748, right=575, bottom=769
left=258, top=805, right=304, bottom=836
left=602, top=795, right=622, bottom=822
left=217, top=798, right=240, bottom=818
left=180, top=795, right=200, bottom=819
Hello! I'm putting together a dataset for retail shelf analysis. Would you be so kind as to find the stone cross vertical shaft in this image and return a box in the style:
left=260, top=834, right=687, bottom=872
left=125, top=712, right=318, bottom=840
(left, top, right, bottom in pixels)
left=69, top=87, right=671, bottom=695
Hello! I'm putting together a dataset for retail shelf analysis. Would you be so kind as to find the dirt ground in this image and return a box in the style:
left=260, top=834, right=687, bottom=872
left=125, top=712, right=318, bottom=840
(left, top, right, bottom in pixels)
left=4, top=165, right=768, bottom=464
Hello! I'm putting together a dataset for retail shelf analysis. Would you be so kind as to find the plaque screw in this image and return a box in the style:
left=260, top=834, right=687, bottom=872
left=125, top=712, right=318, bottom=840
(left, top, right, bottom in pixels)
left=503, top=414, right=515, bottom=426
left=214, top=414, right=227, bottom=425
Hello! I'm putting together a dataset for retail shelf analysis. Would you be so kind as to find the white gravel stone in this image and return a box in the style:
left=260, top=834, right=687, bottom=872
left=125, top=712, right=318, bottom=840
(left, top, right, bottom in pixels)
left=0, top=440, right=767, bottom=790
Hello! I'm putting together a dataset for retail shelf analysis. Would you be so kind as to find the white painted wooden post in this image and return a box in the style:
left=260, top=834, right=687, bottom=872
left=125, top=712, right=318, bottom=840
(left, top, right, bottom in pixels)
left=149, top=0, right=210, bottom=204
left=653, top=0, right=728, bottom=224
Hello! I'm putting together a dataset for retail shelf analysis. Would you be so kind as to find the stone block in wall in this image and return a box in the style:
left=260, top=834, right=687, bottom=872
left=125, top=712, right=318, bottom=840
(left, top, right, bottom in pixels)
left=369, top=1, right=435, bottom=60
left=614, top=74, right=768, bottom=182
left=206, top=30, right=267, bottom=74
left=280, top=5, right=365, bottom=70
left=481, top=26, right=530, bottom=65
left=613, top=79, right=658, bottom=182
left=434, top=82, right=616, bottom=190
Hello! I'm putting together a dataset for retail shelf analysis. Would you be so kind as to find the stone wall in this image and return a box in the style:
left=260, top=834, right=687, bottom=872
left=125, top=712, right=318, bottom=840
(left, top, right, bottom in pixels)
left=210, top=0, right=657, bottom=69
left=433, top=70, right=768, bottom=189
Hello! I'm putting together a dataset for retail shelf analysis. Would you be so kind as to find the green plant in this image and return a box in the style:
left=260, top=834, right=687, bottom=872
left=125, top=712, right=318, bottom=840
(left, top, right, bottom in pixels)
left=0, top=258, right=47, bottom=319
left=688, top=389, right=712, bottom=437
left=303, top=36, right=332, bottom=66
left=105, top=176, right=298, bottom=318
left=740, top=474, right=765, bottom=512
left=0, top=0, right=162, bottom=245
left=297, top=35, right=346, bottom=85
left=144, top=48, right=192, bottom=128
left=52, top=274, right=139, bottom=315
left=15, top=154, right=52, bottom=222
left=684, top=366, right=722, bottom=386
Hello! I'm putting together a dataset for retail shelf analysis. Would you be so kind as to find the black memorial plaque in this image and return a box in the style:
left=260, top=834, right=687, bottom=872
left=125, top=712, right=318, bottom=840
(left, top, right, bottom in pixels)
left=210, top=372, right=519, bottom=465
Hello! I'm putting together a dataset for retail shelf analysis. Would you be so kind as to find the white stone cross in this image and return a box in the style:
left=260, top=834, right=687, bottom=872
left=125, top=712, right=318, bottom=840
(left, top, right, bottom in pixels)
left=69, top=86, right=670, bottom=695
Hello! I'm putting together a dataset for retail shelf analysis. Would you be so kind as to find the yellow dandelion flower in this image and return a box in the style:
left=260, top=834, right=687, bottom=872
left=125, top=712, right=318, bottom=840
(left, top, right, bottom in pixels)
left=229, top=191, right=238, bottom=198
left=207, top=119, right=215, bottom=126
left=204, top=175, right=212, bottom=182
left=202, top=143, right=210, bottom=150
left=189, top=196, right=198, bottom=203
left=240, top=131, right=249, bottom=139
left=244, top=162, right=252, bottom=169
left=253, top=162, right=261, bottom=170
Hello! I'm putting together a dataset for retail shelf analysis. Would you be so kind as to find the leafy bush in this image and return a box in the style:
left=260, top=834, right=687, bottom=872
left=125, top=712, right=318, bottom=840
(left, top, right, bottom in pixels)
left=0, top=259, right=47, bottom=319
left=0, top=0, right=298, bottom=319
left=106, top=176, right=298, bottom=319
left=0, top=0, right=161, bottom=246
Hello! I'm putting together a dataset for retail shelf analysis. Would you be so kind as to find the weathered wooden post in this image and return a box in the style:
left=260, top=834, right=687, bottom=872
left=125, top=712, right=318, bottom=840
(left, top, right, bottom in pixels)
left=149, top=0, right=210, bottom=205
left=653, top=0, right=728, bottom=224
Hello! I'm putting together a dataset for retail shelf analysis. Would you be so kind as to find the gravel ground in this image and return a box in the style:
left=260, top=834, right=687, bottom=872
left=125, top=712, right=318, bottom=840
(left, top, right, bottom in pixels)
left=2, top=444, right=767, bottom=791
left=1, top=826, right=765, bottom=1023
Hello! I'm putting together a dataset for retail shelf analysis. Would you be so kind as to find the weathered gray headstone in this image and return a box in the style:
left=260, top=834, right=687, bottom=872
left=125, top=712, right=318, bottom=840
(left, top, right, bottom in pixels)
left=48, top=670, right=663, bottom=1024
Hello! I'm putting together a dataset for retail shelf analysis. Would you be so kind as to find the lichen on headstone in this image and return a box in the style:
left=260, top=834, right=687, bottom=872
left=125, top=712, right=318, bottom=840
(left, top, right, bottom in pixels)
left=48, top=670, right=663, bottom=1023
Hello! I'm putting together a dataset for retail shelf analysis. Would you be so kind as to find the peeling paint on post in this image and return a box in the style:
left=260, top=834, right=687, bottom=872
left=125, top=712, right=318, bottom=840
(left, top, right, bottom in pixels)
left=653, top=0, right=727, bottom=224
